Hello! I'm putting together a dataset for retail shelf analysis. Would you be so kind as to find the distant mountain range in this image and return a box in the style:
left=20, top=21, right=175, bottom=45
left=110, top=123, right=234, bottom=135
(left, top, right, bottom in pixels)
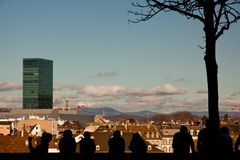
left=81, top=107, right=123, bottom=116
left=80, top=107, right=157, bottom=117
left=80, top=107, right=239, bottom=118
left=125, top=110, right=157, bottom=117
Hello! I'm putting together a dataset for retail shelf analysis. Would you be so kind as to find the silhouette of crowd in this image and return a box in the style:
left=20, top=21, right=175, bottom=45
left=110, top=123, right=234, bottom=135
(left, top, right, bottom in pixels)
left=172, top=125, right=195, bottom=160
left=27, top=126, right=240, bottom=160
left=172, top=121, right=240, bottom=160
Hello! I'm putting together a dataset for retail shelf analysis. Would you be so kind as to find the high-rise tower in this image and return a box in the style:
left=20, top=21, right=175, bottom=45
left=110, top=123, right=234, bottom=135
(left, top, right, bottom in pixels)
left=23, top=58, right=53, bottom=109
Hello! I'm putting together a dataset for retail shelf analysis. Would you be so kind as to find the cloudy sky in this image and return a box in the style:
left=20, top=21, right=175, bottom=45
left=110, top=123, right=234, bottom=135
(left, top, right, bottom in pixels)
left=0, top=0, right=240, bottom=113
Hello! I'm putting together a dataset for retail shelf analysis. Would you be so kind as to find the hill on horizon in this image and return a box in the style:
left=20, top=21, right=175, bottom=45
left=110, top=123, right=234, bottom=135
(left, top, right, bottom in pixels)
left=80, top=107, right=239, bottom=118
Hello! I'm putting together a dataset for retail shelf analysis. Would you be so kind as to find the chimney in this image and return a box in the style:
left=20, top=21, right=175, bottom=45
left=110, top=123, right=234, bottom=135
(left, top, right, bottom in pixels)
left=124, top=122, right=128, bottom=130
left=21, top=130, right=24, bottom=137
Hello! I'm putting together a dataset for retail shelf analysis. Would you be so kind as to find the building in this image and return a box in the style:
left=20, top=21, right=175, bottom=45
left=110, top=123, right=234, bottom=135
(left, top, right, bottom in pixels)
left=84, top=121, right=163, bottom=153
left=0, top=121, right=12, bottom=135
left=23, top=58, right=53, bottom=109
left=160, top=128, right=179, bottom=153
left=16, top=116, right=58, bottom=136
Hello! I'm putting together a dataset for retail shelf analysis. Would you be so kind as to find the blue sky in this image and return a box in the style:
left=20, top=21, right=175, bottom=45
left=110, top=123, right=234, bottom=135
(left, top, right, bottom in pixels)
left=0, top=0, right=240, bottom=113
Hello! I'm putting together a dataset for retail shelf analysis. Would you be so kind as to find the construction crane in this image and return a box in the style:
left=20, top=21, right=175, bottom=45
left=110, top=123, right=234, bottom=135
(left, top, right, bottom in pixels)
left=54, top=97, right=89, bottom=113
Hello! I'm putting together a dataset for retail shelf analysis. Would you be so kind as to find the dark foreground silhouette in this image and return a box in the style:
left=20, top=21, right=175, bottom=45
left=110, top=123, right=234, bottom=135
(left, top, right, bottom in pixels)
left=80, top=131, right=96, bottom=160
left=28, top=132, right=52, bottom=160
left=28, top=132, right=52, bottom=154
left=108, top=130, right=125, bottom=160
left=58, top=129, right=76, bottom=160
left=219, top=126, right=234, bottom=160
left=172, top=126, right=195, bottom=160
left=21, top=127, right=239, bottom=160
left=235, top=134, right=240, bottom=153
left=129, top=132, right=147, bottom=160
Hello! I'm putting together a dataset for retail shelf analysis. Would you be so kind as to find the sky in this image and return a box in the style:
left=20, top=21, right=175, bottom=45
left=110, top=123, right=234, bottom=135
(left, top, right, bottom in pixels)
left=0, top=0, right=240, bottom=113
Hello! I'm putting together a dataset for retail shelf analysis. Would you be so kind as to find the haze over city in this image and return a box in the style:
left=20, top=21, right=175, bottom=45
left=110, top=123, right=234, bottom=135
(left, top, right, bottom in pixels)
left=0, top=0, right=240, bottom=113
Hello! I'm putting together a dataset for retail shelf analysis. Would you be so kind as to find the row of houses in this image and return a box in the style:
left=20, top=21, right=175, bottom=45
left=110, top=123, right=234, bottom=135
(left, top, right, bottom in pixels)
left=0, top=114, right=203, bottom=153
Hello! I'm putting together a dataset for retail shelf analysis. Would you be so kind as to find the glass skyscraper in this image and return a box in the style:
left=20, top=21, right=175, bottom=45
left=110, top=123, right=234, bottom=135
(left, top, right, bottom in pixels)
left=23, top=58, right=53, bottom=109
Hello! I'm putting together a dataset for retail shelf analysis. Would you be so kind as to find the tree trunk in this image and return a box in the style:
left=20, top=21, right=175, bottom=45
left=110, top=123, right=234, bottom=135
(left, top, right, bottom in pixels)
left=204, top=29, right=220, bottom=135
left=204, top=31, right=220, bottom=157
left=204, top=1, right=220, bottom=159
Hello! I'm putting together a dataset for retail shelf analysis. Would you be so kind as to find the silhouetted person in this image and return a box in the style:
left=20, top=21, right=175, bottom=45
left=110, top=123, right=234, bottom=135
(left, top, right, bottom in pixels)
left=80, top=131, right=96, bottom=160
left=172, top=126, right=195, bottom=160
left=235, top=134, right=240, bottom=153
left=28, top=132, right=52, bottom=160
left=197, top=119, right=210, bottom=160
left=28, top=132, right=52, bottom=154
left=219, top=126, right=234, bottom=160
left=129, top=132, right=147, bottom=160
left=108, top=130, right=125, bottom=160
left=58, top=130, right=76, bottom=160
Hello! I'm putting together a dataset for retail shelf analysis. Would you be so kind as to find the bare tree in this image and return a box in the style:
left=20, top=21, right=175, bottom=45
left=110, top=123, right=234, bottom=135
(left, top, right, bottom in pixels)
left=129, top=0, right=240, bottom=156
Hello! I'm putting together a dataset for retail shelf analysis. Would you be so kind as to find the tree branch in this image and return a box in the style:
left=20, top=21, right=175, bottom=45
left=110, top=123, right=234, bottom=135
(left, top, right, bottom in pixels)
left=214, top=1, right=225, bottom=34
left=215, top=1, right=240, bottom=40
left=152, top=0, right=205, bottom=22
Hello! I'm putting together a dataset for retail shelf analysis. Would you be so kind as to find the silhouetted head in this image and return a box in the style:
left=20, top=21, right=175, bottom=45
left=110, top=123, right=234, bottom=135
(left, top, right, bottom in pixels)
left=220, top=126, right=229, bottom=134
left=205, top=119, right=210, bottom=128
left=113, top=130, right=121, bottom=138
left=83, top=131, right=91, bottom=139
left=41, top=132, right=52, bottom=143
left=132, top=132, right=141, bottom=139
left=180, top=126, right=188, bottom=134
left=63, top=129, right=73, bottom=137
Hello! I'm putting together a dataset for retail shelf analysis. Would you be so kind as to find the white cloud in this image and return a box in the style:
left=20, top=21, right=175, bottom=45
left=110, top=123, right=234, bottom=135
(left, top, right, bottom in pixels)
left=0, top=82, right=213, bottom=113
left=0, top=82, right=22, bottom=91
left=148, top=83, right=187, bottom=95
left=0, top=95, right=22, bottom=108
left=66, top=83, right=190, bottom=112
left=229, top=91, right=240, bottom=97
left=196, top=88, right=208, bottom=94
left=221, top=99, right=240, bottom=107
left=219, top=91, right=240, bottom=111
left=182, top=97, right=207, bottom=106
left=53, top=84, right=67, bottom=91
left=77, top=83, right=187, bottom=97
left=126, top=96, right=170, bottom=106
left=80, top=85, right=126, bottom=97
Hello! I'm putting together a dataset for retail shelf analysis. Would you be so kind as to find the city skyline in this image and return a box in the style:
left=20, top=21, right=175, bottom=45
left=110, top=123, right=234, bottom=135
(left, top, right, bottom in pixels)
left=0, top=0, right=240, bottom=113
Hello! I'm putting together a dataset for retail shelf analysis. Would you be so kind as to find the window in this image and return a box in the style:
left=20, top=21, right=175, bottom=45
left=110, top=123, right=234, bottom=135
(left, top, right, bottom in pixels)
left=146, top=132, right=150, bottom=138
left=147, top=145, right=152, bottom=151
left=151, top=132, right=154, bottom=138
left=163, top=146, right=167, bottom=152
left=96, top=145, right=100, bottom=151
left=163, top=139, right=167, bottom=145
